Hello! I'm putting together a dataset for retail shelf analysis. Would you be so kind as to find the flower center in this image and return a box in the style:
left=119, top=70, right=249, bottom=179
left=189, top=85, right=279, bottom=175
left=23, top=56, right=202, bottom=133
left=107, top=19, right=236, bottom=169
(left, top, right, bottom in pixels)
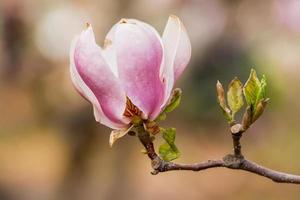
left=123, top=98, right=142, bottom=119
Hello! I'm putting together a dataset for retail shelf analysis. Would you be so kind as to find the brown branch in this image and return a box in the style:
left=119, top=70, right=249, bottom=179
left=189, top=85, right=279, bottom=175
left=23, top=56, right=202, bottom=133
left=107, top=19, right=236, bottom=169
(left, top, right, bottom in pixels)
left=239, top=159, right=300, bottom=184
left=232, top=133, right=242, bottom=157
left=153, top=159, right=225, bottom=173
left=137, top=128, right=300, bottom=184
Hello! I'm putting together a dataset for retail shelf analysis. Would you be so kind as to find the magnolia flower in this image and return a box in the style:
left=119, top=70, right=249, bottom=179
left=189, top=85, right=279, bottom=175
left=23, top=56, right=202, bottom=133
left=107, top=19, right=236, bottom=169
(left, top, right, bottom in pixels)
left=70, top=15, right=191, bottom=146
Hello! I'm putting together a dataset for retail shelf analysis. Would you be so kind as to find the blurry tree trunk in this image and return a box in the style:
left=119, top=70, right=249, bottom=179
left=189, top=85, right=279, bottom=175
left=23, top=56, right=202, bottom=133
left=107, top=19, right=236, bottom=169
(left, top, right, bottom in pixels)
left=1, top=2, right=27, bottom=81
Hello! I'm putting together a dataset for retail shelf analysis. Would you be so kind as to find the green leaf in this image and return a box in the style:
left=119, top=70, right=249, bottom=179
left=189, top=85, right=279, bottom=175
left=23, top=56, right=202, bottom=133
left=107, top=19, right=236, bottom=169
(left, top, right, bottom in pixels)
left=216, top=81, right=233, bottom=123
left=155, top=89, right=182, bottom=122
left=256, top=75, right=267, bottom=105
left=159, top=128, right=180, bottom=161
left=164, top=88, right=182, bottom=113
left=227, top=77, right=244, bottom=115
left=243, top=69, right=261, bottom=107
left=242, top=70, right=269, bottom=127
left=155, top=112, right=167, bottom=122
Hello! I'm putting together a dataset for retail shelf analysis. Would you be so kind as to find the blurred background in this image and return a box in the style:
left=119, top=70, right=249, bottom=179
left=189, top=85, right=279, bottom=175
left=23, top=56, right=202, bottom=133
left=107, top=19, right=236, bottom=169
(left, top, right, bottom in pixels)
left=1, top=0, right=300, bottom=199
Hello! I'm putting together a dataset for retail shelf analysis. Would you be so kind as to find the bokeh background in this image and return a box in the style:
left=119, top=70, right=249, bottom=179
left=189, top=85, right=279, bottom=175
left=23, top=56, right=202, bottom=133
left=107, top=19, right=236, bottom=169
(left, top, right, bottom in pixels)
left=1, top=0, right=300, bottom=199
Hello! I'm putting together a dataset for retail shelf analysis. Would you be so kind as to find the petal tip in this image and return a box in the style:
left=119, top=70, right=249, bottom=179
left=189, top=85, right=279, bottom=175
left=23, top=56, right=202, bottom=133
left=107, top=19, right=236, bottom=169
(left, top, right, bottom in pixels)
left=168, top=15, right=188, bottom=33
left=119, top=18, right=128, bottom=24
left=83, top=23, right=94, bottom=35
left=169, top=14, right=179, bottom=20
left=118, top=18, right=138, bottom=25
left=86, top=22, right=91, bottom=28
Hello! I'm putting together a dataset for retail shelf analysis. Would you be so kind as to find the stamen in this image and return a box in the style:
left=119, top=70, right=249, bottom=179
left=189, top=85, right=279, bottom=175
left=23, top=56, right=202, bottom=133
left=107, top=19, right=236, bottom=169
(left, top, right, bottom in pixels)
left=123, top=98, right=142, bottom=118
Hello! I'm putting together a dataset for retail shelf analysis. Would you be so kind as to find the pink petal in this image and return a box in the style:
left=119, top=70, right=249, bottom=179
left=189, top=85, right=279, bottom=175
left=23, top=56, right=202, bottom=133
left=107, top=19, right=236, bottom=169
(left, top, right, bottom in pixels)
left=111, top=19, right=165, bottom=120
left=161, top=15, right=192, bottom=106
left=70, top=25, right=129, bottom=129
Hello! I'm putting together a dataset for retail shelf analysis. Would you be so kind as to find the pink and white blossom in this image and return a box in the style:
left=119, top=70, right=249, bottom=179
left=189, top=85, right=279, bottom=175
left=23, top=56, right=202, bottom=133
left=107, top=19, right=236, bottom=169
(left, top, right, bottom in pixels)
left=70, top=15, right=191, bottom=145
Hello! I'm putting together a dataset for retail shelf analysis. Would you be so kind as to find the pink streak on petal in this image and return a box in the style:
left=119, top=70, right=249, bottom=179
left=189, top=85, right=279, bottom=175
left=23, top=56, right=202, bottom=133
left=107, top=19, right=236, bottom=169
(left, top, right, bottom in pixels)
left=114, top=20, right=165, bottom=120
left=71, top=37, right=120, bottom=128
left=71, top=25, right=129, bottom=129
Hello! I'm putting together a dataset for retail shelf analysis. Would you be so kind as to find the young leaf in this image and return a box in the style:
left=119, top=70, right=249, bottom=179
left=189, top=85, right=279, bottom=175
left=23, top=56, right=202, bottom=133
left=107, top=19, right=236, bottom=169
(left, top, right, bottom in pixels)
left=159, top=128, right=180, bottom=161
left=216, top=81, right=233, bottom=123
left=242, top=106, right=252, bottom=130
left=216, top=80, right=226, bottom=109
left=242, top=70, right=269, bottom=129
left=155, top=89, right=181, bottom=122
left=252, top=98, right=269, bottom=123
left=256, top=75, right=267, bottom=106
left=227, top=77, right=244, bottom=115
left=164, top=88, right=182, bottom=113
left=243, top=69, right=261, bottom=107
left=155, top=112, right=167, bottom=122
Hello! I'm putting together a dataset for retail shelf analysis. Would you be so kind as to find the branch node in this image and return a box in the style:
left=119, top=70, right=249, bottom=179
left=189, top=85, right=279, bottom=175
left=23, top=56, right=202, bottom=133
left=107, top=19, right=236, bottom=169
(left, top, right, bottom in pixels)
left=230, top=124, right=244, bottom=134
left=223, top=154, right=244, bottom=169
left=151, top=157, right=162, bottom=170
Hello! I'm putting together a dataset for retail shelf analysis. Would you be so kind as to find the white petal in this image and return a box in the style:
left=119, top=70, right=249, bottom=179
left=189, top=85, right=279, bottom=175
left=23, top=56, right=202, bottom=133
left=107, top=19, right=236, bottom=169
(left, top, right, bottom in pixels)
left=109, top=125, right=134, bottom=147
left=161, top=15, right=191, bottom=107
